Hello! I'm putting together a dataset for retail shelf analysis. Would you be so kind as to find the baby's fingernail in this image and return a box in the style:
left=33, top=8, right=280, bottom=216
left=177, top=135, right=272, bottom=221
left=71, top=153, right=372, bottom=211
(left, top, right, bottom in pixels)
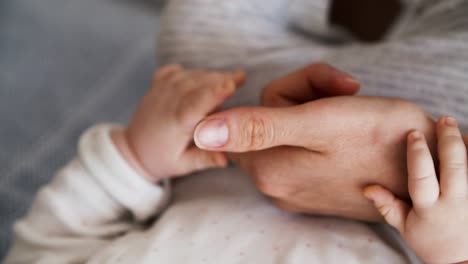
left=444, top=116, right=457, bottom=127
left=410, top=131, right=423, bottom=141
left=363, top=190, right=374, bottom=201
left=233, top=69, right=245, bottom=78
left=223, top=79, right=235, bottom=93
left=195, top=119, right=229, bottom=148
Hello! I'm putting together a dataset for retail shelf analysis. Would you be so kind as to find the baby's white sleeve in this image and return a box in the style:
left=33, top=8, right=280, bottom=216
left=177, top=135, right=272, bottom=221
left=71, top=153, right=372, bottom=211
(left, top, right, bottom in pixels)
left=4, top=124, right=171, bottom=264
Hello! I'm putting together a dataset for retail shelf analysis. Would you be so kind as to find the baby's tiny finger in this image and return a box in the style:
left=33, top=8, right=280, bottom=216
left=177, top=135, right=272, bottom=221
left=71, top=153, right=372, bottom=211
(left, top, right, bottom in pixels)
left=167, top=70, right=191, bottom=88
left=363, top=185, right=409, bottom=234
left=437, top=117, right=468, bottom=197
left=177, top=76, right=237, bottom=125
left=406, top=131, right=439, bottom=211
left=228, top=70, right=246, bottom=86
left=153, top=64, right=183, bottom=81
left=178, top=148, right=228, bottom=175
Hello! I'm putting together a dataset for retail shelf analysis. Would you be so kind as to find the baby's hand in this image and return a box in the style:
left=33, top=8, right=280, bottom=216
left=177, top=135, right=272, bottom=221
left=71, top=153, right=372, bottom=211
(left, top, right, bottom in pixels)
left=112, top=65, right=245, bottom=182
left=364, top=117, right=468, bottom=264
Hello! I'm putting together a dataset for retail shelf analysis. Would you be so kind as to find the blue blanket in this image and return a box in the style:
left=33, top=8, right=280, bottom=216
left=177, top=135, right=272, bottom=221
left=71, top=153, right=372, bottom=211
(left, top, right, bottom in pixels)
left=0, top=0, right=162, bottom=259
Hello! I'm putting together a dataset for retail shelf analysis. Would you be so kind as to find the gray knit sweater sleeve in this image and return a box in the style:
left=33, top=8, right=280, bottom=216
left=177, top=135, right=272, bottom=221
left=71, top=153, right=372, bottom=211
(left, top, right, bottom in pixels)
left=158, top=0, right=468, bottom=131
left=326, top=1, right=468, bottom=132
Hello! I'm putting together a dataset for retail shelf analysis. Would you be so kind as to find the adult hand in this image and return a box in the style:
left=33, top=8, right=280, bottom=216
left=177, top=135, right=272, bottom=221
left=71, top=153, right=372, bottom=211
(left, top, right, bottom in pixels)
left=193, top=63, right=436, bottom=221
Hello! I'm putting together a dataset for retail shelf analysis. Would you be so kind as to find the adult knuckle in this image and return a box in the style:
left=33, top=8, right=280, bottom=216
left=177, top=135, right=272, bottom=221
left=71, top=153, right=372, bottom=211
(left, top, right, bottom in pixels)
left=241, top=114, right=274, bottom=150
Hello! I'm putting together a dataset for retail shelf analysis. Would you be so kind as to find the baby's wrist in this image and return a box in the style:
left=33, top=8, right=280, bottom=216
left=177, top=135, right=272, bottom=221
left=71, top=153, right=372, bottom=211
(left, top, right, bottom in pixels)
left=111, top=128, right=161, bottom=183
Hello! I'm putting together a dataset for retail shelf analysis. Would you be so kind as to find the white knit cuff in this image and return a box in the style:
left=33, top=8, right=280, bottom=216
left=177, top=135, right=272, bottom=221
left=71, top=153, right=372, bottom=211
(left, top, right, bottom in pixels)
left=78, top=124, right=171, bottom=221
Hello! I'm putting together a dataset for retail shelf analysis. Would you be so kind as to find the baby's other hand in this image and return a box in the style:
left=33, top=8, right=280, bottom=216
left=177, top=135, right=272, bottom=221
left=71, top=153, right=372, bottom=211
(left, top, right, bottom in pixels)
left=112, top=65, right=245, bottom=182
left=364, top=117, right=468, bottom=264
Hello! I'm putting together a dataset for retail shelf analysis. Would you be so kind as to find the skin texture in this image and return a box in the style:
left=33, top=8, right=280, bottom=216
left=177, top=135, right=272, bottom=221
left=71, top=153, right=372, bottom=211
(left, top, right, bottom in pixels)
left=194, top=63, right=437, bottom=221
left=365, top=117, right=468, bottom=264
left=112, top=65, right=245, bottom=182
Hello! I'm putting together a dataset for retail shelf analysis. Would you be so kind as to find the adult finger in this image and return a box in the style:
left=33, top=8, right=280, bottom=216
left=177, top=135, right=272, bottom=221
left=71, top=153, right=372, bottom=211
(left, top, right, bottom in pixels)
left=193, top=103, right=333, bottom=152
left=437, top=117, right=468, bottom=197
left=406, top=130, right=439, bottom=212
left=262, top=63, right=360, bottom=107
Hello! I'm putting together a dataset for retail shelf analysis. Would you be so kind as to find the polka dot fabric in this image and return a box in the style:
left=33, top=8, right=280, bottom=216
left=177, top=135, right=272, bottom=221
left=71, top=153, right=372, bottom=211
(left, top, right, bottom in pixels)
left=91, top=168, right=407, bottom=264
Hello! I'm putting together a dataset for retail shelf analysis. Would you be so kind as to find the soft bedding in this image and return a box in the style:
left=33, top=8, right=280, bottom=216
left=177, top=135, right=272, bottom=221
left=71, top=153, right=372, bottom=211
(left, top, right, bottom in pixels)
left=2, top=0, right=468, bottom=262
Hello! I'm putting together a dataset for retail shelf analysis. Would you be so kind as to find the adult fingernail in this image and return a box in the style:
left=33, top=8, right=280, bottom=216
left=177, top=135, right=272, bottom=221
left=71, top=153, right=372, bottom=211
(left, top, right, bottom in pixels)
left=195, top=119, right=229, bottom=148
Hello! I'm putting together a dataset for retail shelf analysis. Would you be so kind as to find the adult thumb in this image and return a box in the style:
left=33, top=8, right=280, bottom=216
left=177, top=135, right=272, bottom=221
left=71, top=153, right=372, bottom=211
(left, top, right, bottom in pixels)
left=193, top=105, right=328, bottom=152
